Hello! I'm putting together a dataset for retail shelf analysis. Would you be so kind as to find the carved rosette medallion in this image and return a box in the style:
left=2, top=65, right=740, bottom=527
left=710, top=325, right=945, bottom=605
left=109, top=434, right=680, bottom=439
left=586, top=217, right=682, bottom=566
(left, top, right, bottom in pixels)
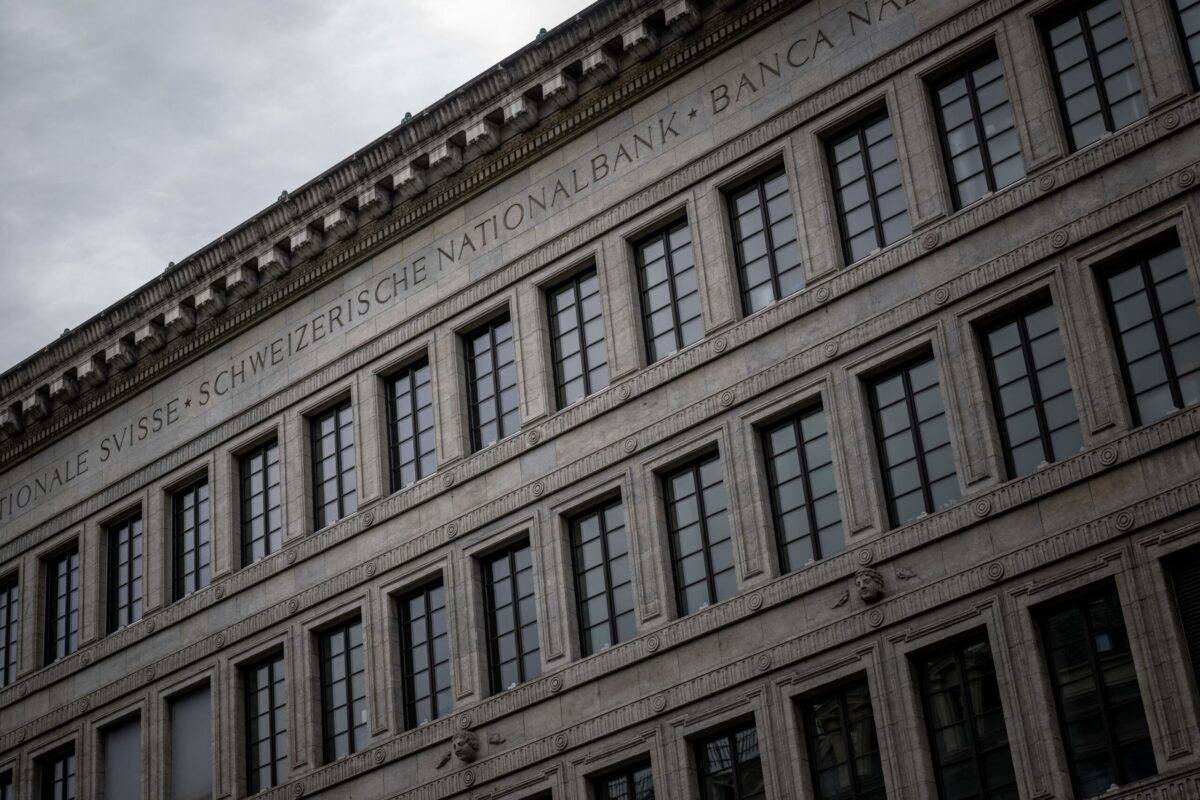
left=214, top=585, right=225, bottom=600
left=713, top=336, right=728, bottom=353
left=973, top=497, right=993, bottom=518
left=549, top=675, right=564, bottom=693
left=365, top=562, right=378, bottom=578
left=932, top=286, right=951, bottom=305
left=78, top=696, right=90, bottom=713
left=1038, top=173, right=1057, bottom=192
left=814, top=285, right=832, bottom=303
left=531, top=481, right=546, bottom=497
left=145, top=617, right=156, bottom=633
left=144, top=665, right=156, bottom=681
left=618, top=384, right=633, bottom=401
left=442, top=472, right=456, bottom=488
left=1114, top=510, right=1135, bottom=531
left=79, top=651, right=92, bottom=667
left=866, top=608, right=885, bottom=628
left=1180, top=169, right=1196, bottom=188
left=286, top=550, right=298, bottom=566
left=921, top=230, right=940, bottom=250
left=463, top=770, right=477, bottom=787
left=553, top=733, right=569, bottom=751
left=755, top=653, right=772, bottom=672
left=214, top=632, right=226, bottom=647
left=1050, top=229, right=1070, bottom=249
left=458, top=713, right=473, bottom=729
left=719, top=389, right=735, bottom=408
left=363, top=512, right=375, bottom=527
left=1162, top=110, right=1181, bottom=130
left=374, top=748, right=386, bottom=764
left=293, top=783, right=305, bottom=797
left=823, top=340, right=839, bottom=358
left=1099, top=445, right=1119, bottom=466
left=623, top=436, right=637, bottom=453
left=747, top=592, right=763, bottom=611
left=287, top=598, right=300, bottom=614
left=446, top=521, right=459, bottom=538
left=645, top=633, right=661, bottom=653
left=652, top=695, right=667, bottom=712
left=526, top=429, right=541, bottom=447
left=854, top=548, right=873, bottom=566
left=986, top=562, right=1005, bottom=581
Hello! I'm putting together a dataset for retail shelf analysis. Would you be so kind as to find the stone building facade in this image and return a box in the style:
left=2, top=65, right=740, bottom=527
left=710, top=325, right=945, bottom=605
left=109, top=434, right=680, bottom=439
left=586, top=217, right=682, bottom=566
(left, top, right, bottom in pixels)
left=2, top=0, right=1200, bottom=797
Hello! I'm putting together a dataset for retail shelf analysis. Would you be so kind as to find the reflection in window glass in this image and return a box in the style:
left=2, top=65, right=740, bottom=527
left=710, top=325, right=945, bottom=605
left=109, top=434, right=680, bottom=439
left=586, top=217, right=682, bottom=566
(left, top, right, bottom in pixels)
left=695, top=724, right=765, bottom=800
left=103, top=716, right=141, bottom=800
left=802, top=680, right=886, bottom=800
left=170, top=685, right=213, bottom=800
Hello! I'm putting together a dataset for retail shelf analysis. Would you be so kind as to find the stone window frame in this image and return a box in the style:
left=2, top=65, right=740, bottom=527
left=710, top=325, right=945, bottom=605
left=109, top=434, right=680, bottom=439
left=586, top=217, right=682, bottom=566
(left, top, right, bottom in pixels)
left=451, top=295, right=527, bottom=455
left=1056, top=204, right=1200, bottom=434
left=631, top=422, right=749, bottom=623
left=289, top=376, right=360, bottom=536
left=885, top=605, right=1033, bottom=800
left=374, top=555, right=456, bottom=734
left=156, top=461, right=215, bottom=604
left=567, top=727, right=663, bottom=800
left=1003, top=551, right=1169, bottom=798
left=94, top=499, right=146, bottom=637
left=806, top=85, right=922, bottom=270
left=370, top=337, right=441, bottom=496
left=949, top=267, right=1095, bottom=488
left=153, top=664, right=222, bottom=799
left=532, top=249, right=615, bottom=412
left=33, top=529, right=84, bottom=669
left=696, top=140, right=817, bottom=322
left=665, top=688, right=774, bottom=800
left=223, top=420, right=289, bottom=571
left=611, top=197, right=714, bottom=369
left=735, top=376, right=853, bottom=581
left=224, top=629, right=294, bottom=796
left=88, top=699, right=147, bottom=800
left=543, top=469, right=643, bottom=664
left=840, top=326, right=971, bottom=534
left=296, top=592, right=382, bottom=766
left=26, top=727, right=82, bottom=800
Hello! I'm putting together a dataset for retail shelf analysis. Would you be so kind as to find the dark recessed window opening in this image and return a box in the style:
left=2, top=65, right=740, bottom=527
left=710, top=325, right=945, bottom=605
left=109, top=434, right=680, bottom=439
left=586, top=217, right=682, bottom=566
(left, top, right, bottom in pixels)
left=827, top=110, right=911, bottom=264
left=244, top=651, right=289, bottom=793
left=1168, top=545, right=1200, bottom=698
left=39, top=746, right=76, bottom=800
left=240, top=439, right=282, bottom=565
left=483, top=541, right=541, bottom=693
left=1172, top=0, right=1200, bottom=90
left=594, top=759, right=655, bottom=800
left=868, top=354, right=960, bottom=527
left=728, top=167, right=803, bottom=313
left=107, top=512, right=143, bottom=632
left=1099, top=239, right=1200, bottom=426
left=1038, top=581, right=1157, bottom=796
left=931, top=52, right=1025, bottom=208
left=664, top=453, right=735, bottom=615
left=548, top=269, right=610, bottom=408
left=695, top=723, right=765, bottom=800
left=465, top=315, right=520, bottom=451
left=981, top=300, right=1082, bottom=477
left=172, top=477, right=211, bottom=600
left=0, top=576, right=19, bottom=687
left=398, top=579, right=452, bottom=728
left=762, top=404, right=844, bottom=573
left=801, top=679, right=886, bottom=800
left=319, top=618, right=368, bottom=761
left=44, top=547, right=79, bottom=665
left=570, top=497, right=635, bottom=656
left=635, top=220, right=703, bottom=363
left=385, top=359, right=437, bottom=491
left=311, top=400, right=357, bottom=528
left=1042, top=0, right=1146, bottom=151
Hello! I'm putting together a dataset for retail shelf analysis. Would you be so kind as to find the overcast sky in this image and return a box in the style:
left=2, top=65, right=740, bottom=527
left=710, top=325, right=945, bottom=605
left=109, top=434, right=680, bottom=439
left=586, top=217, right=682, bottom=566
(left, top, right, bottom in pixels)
left=0, top=0, right=589, bottom=373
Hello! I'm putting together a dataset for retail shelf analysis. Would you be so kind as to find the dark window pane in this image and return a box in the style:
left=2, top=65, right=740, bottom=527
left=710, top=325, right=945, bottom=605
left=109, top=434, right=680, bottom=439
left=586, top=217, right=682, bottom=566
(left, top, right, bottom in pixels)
left=1168, top=546, right=1200, bottom=713
left=594, top=759, right=655, bottom=800
left=548, top=269, right=610, bottom=408
left=1039, top=581, right=1157, bottom=796
left=466, top=316, right=520, bottom=450
left=320, top=619, right=368, bottom=761
left=39, top=747, right=76, bottom=800
left=107, top=512, right=144, bottom=632
left=241, top=440, right=283, bottom=565
left=170, top=685, right=213, bottom=800
left=43, top=547, right=79, bottom=664
left=868, top=355, right=960, bottom=527
left=311, top=400, right=357, bottom=528
left=244, top=652, right=288, bottom=793
left=803, top=681, right=886, bottom=800
left=173, top=478, right=211, bottom=600
left=1043, top=1, right=1145, bottom=151
left=0, top=576, right=19, bottom=686
left=399, top=579, right=453, bottom=728
left=728, top=168, right=804, bottom=313
left=483, top=542, right=540, bottom=693
left=664, top=454, right=736, bottom=615
left=103, top=716, right=140, bottom=800
left=827, top=111, right=911, bottom=264
left=1173, top=0, right=1200, bottom=90
left=696, top=724, right=766, bottom=800
left=636, top=220, right=704, bottom=362
left=571, top=498, right=635, bottom=655
left=1100, top=239, right=1200, bottom=425
left=386, top=360, right=437, bottom=491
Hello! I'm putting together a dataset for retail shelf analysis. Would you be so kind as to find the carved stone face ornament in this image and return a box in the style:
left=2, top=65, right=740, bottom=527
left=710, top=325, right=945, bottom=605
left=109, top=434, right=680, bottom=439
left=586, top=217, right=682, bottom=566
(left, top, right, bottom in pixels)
left=452, top=730, right=479, bottom=763
left=854, top=568, right=885, bottom=603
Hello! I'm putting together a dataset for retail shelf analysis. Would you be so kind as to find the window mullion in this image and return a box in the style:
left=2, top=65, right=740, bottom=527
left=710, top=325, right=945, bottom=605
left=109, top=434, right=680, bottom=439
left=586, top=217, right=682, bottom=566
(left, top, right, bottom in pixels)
left=965, top=64, right=997, bottom=194
left=1016, top=312, right=1055, bottom=465
left=597, top=510, right=620, bottom=648
left=860, top=124, right=887, bottom=252
left=1140, top=259, right=1185, bottom=410
left=759, top=178, right=781, bottom=304
left=695, top=463, right=718, bottom=607
left=902, top=365, right=936, bottom=514
left=1078, top=10, right=1116, bottom=133
left=841, top=690, right=863, bottom=800
left=663, top=231, right=684, bottom=353
left=793, top=414, right=823, bottom=560
left=1083, top=600, right=1124, bottom=784
left=573, top=278, right=592, bottom=396
left=955, top=647, right=990, bottom=800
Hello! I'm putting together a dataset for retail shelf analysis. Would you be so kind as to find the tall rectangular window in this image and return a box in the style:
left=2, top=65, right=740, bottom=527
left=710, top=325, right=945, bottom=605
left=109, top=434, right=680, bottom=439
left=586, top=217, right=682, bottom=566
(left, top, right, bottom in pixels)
left=44, top=547, right=79, bottom=665
left=1168, top=546, right=1200, bottom=697
left=1, top=771, right=12, bottom=800
left=39, top=747, right=76, bottom=800
left=170, top=685, right=213, bottom=800
left=0, top=576, right=18, bottom=686
left=385, top=359, right=436, bottom=491
left=1174, top=0, right=1200, bottom=89
left=728, top=168, right=803, bottom=313
left=1100, top=240, right=1200, bottom=425
left=981, top=300, right=1082, bottom=477
left=570, top=498, right=635, bottom=656
left=102, top=716, right=141, bottom=800
left=240, top=439, right=282, bottom=565
left=1042, top=0, right=1146, bottom=151
left=245, top=652, right=288, bottom=793
left=695, top=724, right=765, bottom=800
left=762, top=405, right=844, bottom=573
left=869, top=354, right=960, bottom=527
left=635, top=220, right=703, bottom=363
left=548, top=269, right=609, bottom=408
left=483, top=541, right=540, bottom=693
left=311, top=400, right=357, bottom=528
left=664, top=454, right=734, bottom=615
left=107, top=512, right=143, bottom=632
left=594, top=760, right=655, bottom=800
left=319, top=618, right=368, bottom=761
left=398, top=580, right=452, bottom=729
left=465, top=315, right=520, bottom=451
left=828, top=111, right=910, bottom=264
left=1039, top=582, right=1156, bottom=796
left=931, top=53, right=1025, bottom=209
left=801, top=680, right=886, bottom=800
left=172, top=478, right=211, bottom=600
left=916, top=635, right=1017, bottom=800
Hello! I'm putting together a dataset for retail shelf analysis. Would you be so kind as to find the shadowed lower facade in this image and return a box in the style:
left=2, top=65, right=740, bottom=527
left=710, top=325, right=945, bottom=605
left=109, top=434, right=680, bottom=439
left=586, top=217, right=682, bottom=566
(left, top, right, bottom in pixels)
left=3, top=0, right=1200, bottom=798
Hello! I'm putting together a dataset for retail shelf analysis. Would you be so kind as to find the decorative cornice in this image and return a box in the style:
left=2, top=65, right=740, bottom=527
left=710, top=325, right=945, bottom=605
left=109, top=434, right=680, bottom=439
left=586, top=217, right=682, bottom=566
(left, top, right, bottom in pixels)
left=0, top=0, right=772, bottom=439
